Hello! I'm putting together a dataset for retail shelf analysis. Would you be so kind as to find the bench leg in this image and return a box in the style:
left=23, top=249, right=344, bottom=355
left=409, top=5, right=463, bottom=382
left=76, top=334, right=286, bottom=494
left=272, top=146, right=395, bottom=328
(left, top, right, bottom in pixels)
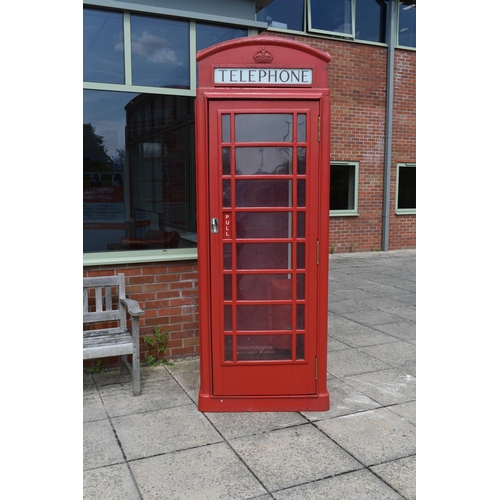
left=132, top=347, right=141, bottom=396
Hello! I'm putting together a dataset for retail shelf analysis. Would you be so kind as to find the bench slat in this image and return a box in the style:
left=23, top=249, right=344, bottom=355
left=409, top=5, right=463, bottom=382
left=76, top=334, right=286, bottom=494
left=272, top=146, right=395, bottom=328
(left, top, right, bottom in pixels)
left=83, top=311, right=121, bottom=323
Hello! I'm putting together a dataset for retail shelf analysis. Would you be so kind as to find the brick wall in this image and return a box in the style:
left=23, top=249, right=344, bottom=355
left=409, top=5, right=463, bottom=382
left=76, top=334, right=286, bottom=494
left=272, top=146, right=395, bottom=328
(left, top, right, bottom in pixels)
left=83, top=260, right=199, bottom=368
left=261, top=32, right=416, bottom=253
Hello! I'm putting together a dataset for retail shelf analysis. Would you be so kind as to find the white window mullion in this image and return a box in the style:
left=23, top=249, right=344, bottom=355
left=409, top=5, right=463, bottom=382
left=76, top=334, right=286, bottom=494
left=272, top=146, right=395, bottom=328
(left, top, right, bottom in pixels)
left=189, top=21, right=197, bottom=92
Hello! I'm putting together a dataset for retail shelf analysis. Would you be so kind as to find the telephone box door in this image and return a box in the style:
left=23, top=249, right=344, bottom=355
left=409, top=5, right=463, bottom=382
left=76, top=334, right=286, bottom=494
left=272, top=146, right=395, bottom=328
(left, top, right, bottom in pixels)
left=208, top=99, right=321, bottom=397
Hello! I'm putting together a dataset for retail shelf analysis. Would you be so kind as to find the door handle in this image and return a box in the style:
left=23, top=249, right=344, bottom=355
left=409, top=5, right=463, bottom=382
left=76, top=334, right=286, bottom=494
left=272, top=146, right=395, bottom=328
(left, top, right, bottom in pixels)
left=210, top=218, right=219, bottom=233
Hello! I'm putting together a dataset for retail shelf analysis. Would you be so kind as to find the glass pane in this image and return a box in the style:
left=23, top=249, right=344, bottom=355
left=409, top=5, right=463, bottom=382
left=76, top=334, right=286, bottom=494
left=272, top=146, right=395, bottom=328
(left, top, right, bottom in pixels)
left=224, top=306, right=232, bottom=331
left=297, top=243, right=305, bottom=269
left=296, top=334, right=305, bottom=359
left=131, top=15, right=189, bottom=88
left=223, top=244, right=232, bottom=269
left=398, top=2, right=416, bottom=48
left=237, top=305, right=291, bottom=331
left=236, top=212, right=291, bottom=239
left=256, top=0, right=305, bottom=31
left=236, top=180, right=292, bottom=207
left=297, top=304, right=305, bottom=330
left=236, top=335, right=292, bottom=360
left=84, top=90, right=196, bottom=253
left=224, top=336, right=233, bottom=361
left=297, top=274, right=305, bottom=300
left=236, top=243, right=292, bottom=269
left=297, top=180, right=306, bottom=206
left=237, top=274, right=290, bottom=300
left=297, top=212, right=305, bottom=238
left=298, top=114, right=306, bottom=142
left=83, top=9, right=124, bottom=84
left=222, top=115, right=230, bottom=143
left=310, top=0, right=353, bottom=35
left=224, top=274, right=232, bottom=300
left=196, top=23, right=247, bottom=52
left=223, top=180, right=231, bottom=207
left=235, top=114, right=293, bottom=142
left=235, top=147, right=292, bottom=175
left=297, top=147, right=306, bottom=174
left=222, top=148, right=231, bottom=175
left=355, top=0, right=388, bottom=43
left=397, top=166, right=416, bottom=209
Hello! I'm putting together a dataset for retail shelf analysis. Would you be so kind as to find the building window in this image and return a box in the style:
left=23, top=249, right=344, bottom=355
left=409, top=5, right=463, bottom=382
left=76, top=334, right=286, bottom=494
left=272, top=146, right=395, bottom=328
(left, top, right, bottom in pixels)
left=83, top=7, right=248, bottom=263
left=396, top=163, right=416, bottom=214
left=398, top=1, right=416, bottom=48
left=329, top=162, right=359, bottom=216
left=256, top=0, right=305, bottom=31
left=355, top=0, right=389, bottom=43
left=308, top=0, right=354, bottom=38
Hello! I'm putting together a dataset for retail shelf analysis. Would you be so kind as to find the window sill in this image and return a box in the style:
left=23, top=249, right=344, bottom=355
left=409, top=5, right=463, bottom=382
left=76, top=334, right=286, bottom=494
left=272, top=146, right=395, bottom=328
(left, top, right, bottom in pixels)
left=83, top=248, right=198, bottom=267
left=329, top=212, right=359, bottom=217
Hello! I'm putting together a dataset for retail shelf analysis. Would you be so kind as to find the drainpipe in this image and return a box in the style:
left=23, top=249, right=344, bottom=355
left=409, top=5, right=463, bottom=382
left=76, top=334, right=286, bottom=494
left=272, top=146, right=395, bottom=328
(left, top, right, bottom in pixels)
left=382, top=0, right=397, bottom=251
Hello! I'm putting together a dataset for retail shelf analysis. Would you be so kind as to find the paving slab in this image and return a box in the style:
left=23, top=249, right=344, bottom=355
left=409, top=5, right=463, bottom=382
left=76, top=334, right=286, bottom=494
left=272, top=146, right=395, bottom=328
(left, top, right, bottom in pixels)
left=371, top=455, right=416, bottom=500
left=112, top=404, right=222, bottom=460
left=83, top=419, right=124, bottom=470
left=99, top=373, right=192, bottom=418
left=83, top=385, right=108, bottom=423
left=204, top=411, right=308, bottom=440
left=301, top=377, right=380, bottom=421
left=316, top=408, right=416, bottom=467
left=327, top=347, right=392, bottom=377
left=360, top=341, right=416, bottom=372
left=342, top=368, right=416, bottom=406
left=129, top=442, right=268, bottom=500
left=272, top=469, right=405, bottom=499
left=83, top=463, right=141, bottom=500
left=229, top=424, right=362, bottom=492
left=387, top=401, right=416, bottom=425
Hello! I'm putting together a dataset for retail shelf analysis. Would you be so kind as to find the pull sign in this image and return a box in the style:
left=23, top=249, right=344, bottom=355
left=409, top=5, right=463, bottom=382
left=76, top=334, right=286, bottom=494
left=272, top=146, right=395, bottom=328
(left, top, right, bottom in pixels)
left=210, top=218, right=219, bottom=233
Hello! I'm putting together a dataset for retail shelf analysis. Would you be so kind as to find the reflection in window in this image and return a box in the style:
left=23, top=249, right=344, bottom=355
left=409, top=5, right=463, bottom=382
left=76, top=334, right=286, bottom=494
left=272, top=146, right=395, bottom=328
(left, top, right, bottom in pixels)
left=130, top=15, right=190, bottom=88
left=330, top=162, right=359, bottom=215
left=83, top=90, right=197, bottom=253
left=396, top=163, right=416, bottom=213
left=83, top=9, right=124, bottom=84
left=256, top=0, right=305, bottom=31
left=355, top=0, right=389, bottom=43
left=235, top=114, right=293, bottom=142
left=398, top=1, right=416, bottom=48
left=309, top=0, right=353, bottom=36
left=196, top=23, right=247, bottom=52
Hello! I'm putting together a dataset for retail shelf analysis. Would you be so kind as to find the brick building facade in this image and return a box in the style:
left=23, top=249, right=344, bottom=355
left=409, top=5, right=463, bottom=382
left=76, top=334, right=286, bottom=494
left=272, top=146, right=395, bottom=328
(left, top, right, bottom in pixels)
left=83, top=0, right=416, bottom=367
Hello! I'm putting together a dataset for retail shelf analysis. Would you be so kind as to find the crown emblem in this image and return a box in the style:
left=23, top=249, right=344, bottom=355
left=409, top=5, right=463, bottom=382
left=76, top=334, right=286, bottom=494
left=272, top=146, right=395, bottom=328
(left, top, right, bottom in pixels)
left=253, top=47, right=274, bottom=64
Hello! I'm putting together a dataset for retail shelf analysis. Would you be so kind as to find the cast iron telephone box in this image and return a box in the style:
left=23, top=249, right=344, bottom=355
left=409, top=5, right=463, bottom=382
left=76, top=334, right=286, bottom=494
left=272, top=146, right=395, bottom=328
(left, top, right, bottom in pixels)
left=196, top=37, right=331, bottom=411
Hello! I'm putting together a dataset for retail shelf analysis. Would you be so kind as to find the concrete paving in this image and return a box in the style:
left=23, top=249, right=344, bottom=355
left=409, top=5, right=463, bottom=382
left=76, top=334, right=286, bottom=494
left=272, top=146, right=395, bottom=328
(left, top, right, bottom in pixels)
left=83, top=249, right=416, bottom=499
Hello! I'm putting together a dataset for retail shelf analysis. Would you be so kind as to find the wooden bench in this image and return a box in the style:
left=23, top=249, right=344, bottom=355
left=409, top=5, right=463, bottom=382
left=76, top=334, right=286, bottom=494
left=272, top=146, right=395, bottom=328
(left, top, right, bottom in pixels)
left=83, top=274, right=144, bottom=395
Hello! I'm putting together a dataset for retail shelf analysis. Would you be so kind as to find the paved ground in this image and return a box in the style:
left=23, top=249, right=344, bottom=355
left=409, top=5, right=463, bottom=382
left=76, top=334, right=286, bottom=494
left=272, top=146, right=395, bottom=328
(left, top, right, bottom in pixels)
left=83, top=249, right=416, bottom=499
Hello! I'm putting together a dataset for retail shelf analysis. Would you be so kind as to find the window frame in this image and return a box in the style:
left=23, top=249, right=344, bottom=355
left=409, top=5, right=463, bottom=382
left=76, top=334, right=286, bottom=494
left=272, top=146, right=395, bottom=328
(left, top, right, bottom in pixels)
left=83, top=6, right=252, bottom=266
left=329, top=161, right=359, bottom=217
left=395, top=162, right=416, bottom=215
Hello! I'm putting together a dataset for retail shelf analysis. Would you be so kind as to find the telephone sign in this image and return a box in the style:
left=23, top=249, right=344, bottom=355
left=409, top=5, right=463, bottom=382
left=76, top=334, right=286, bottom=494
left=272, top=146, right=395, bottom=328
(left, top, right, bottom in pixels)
left=196, top=37, right=331, bottom=412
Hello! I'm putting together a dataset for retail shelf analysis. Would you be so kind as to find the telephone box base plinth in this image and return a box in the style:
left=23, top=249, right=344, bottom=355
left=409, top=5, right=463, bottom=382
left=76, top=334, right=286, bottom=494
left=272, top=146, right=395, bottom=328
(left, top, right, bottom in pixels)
left=198, top=392, right=330, bottom=413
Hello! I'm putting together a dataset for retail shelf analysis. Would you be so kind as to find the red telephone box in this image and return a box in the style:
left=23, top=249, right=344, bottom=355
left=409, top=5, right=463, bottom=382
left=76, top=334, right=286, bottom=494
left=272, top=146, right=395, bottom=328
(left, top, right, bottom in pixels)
left=195, top=36, right=331, bottom=412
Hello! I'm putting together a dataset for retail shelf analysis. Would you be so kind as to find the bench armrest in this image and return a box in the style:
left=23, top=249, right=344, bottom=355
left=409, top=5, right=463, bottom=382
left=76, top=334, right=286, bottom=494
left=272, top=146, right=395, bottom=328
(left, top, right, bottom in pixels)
left=120, top=298, right=145, bottom=317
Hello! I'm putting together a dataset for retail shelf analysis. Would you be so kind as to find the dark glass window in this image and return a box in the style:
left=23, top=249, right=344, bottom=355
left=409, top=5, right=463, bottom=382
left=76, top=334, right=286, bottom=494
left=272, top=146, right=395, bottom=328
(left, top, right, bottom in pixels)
left=398, top=1, right=416, bottom=48
left=310, top=0, right=353, bottom=36
left=355, top=0, right=389, bottom=43
left=330, top=164, right=357, bottom=212
left=397, top=165, right=416, bottom=211
left=130, top=15, right=190, bottom=88
left=256, top=0, right=305, bottom=31
left=84, top=9, right=124, bottom=84
left=83, top=90, right=197, bottom=253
